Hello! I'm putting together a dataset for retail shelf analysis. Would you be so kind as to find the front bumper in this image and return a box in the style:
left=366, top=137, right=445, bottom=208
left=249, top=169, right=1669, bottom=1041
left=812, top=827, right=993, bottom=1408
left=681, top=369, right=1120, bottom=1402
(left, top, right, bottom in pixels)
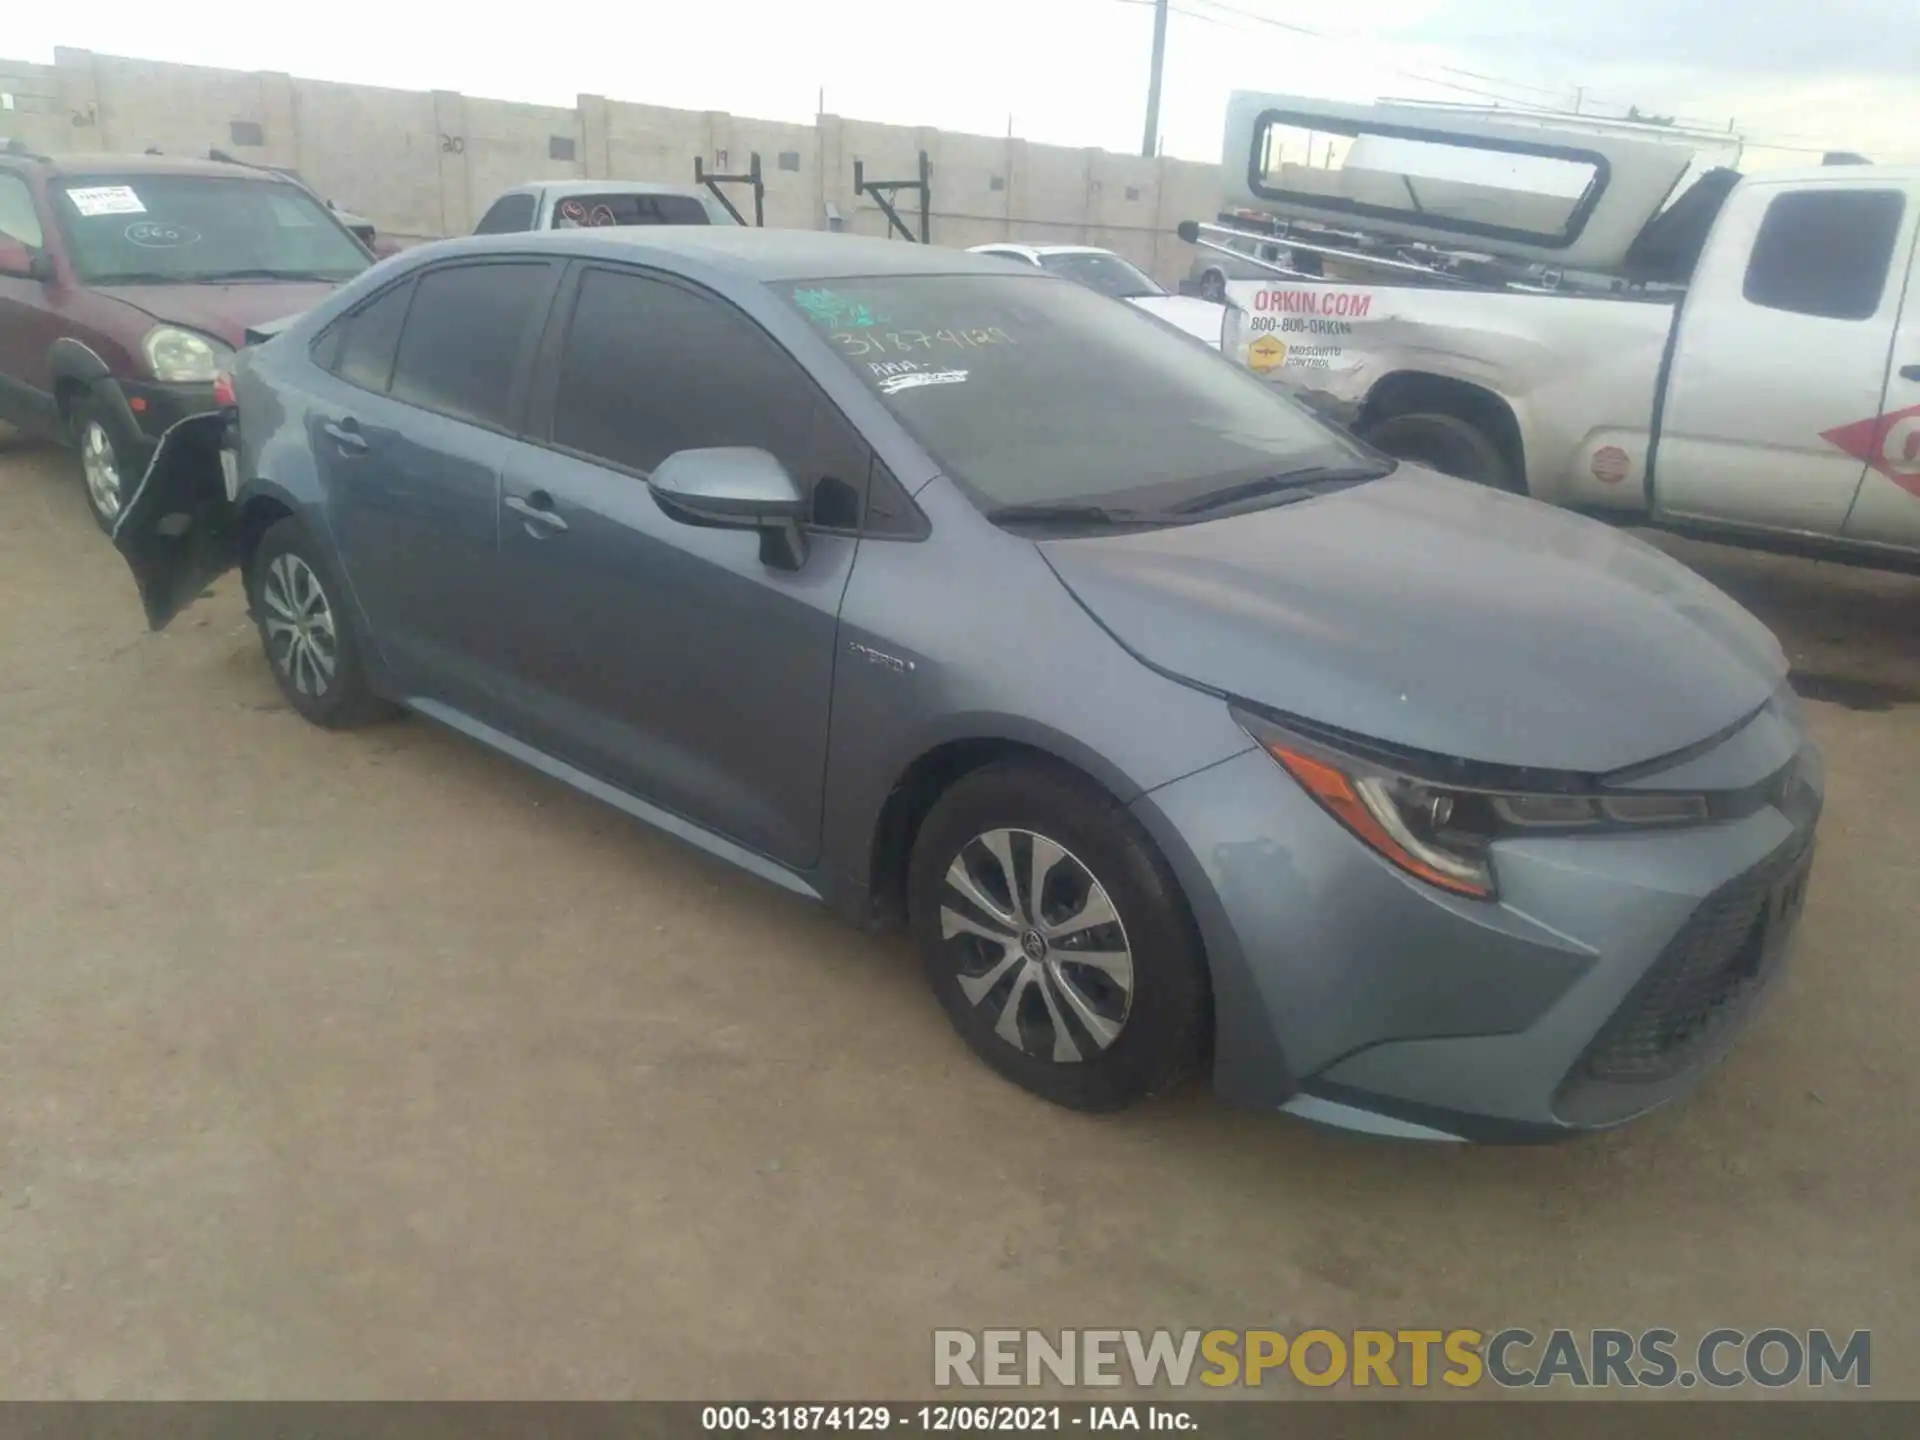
left=1133, top=720, right=1824, bottom=1141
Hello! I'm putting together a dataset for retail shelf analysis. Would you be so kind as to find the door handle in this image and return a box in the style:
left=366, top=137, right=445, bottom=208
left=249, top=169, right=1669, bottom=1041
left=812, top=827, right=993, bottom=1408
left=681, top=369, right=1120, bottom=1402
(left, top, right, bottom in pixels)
left=322, top=419, right=367, bottom=453
left=505, top=491, right=568, bottom=534
left=1900, top=364, right=1920, bottom=382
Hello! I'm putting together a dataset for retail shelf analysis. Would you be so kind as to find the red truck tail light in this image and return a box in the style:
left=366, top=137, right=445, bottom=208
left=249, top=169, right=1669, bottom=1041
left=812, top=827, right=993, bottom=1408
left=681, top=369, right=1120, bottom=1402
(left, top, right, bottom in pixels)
left=212, top=372, right=237, bottom=409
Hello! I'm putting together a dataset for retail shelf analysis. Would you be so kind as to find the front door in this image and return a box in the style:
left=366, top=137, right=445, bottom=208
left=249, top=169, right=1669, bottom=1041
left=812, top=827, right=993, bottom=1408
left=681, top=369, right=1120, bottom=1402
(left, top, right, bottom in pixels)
left=1839, top=217, right=1920, bottom=550
left=0, top=168, right=59, bottom=431
left=494, top=264, right=868, bottom=870
left=1655, top=179, right=1915, bottom=535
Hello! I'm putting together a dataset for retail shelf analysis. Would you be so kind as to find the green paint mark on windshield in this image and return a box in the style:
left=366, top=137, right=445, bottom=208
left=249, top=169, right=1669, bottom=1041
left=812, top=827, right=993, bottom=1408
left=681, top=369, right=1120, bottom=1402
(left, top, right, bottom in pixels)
left=793, top=287, right=886, bottom=329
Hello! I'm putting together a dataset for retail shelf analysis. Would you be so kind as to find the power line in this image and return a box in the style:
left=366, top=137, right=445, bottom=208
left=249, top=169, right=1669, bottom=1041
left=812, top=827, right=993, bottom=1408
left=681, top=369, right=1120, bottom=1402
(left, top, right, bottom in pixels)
left=1107, top=0, right=1876, bottom=159
left=1102, top=0, right=1576, bottom=109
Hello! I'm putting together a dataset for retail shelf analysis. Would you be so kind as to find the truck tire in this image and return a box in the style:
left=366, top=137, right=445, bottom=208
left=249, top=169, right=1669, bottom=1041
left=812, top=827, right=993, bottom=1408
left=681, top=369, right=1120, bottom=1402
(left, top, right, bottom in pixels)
left=1364, top=411, right=1519, bottom=492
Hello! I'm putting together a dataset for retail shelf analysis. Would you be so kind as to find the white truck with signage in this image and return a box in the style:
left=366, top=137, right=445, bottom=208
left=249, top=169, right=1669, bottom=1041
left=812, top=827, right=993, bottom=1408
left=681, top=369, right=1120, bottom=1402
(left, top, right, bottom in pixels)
left=1190, top=93, right=1920, bottom=568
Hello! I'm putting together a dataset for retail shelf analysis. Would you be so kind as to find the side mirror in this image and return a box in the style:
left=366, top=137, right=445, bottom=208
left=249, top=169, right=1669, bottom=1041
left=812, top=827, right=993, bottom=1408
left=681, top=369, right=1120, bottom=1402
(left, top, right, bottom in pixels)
left=0, top=237, right=44, bottom=280
left=646, top=446, right=810, bottom=570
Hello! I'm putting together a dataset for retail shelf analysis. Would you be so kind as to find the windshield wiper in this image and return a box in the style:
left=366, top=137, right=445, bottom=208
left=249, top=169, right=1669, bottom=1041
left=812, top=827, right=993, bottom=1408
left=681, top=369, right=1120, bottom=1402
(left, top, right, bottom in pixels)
left=90, top=271, right=186, bottom=285
left=984, top=501, right=1172, bottom=529
left=1168, top=463, right=1395, bottom=515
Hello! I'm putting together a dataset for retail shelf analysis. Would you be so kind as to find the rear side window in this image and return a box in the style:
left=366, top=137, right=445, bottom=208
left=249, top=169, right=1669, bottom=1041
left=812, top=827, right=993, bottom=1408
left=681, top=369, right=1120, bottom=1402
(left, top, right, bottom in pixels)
left=475, top=192, right=536, bottom=234
left=323, top=280, right=414, bottom=394
left=1743, top=189, right=1905, bottom=321
left=550, top=267, right=874, bottom=529
left=389, top=262, right=552, bottom=429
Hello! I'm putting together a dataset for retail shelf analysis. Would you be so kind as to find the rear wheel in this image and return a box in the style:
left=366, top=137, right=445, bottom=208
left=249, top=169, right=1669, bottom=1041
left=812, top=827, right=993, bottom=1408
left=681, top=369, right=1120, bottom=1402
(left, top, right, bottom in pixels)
left=1364, top=410, right=1518, bottom=492
left=908, top=762, right=1209, bottom=1111
left=247, top=519, right=393, bottom=728
left=71, top=395, right=135, bottom=533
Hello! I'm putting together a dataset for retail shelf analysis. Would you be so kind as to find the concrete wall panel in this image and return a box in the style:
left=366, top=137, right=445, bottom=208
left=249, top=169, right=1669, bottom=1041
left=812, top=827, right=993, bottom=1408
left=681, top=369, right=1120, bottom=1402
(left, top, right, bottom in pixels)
left=3, top=48, right=1222, bottom=281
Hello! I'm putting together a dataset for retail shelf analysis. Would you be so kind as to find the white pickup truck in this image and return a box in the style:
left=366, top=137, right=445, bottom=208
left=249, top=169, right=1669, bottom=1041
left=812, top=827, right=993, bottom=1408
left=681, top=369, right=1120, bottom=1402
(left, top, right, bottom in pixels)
left=1196, top=94, right=1920, bottom=569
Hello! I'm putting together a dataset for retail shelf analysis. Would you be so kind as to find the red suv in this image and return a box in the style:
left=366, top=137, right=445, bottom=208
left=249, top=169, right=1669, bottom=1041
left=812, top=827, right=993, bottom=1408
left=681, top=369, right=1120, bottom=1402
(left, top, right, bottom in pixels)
left=0, top=145, right=373, bottom=530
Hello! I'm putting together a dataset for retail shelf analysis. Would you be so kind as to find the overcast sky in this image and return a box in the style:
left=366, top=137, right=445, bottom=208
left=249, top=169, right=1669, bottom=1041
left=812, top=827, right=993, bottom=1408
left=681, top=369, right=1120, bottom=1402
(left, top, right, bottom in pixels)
left=7, top=1, right=1916, bottom=168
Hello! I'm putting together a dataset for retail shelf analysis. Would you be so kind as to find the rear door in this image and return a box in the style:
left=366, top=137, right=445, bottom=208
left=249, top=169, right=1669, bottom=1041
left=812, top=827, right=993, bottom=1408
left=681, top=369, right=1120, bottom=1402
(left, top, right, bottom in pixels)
left=311, top=258, right=559, bottom=708
left=1654, top=177, right=1913, bottom=534
left=1839, top=199, right=1920, bottom=550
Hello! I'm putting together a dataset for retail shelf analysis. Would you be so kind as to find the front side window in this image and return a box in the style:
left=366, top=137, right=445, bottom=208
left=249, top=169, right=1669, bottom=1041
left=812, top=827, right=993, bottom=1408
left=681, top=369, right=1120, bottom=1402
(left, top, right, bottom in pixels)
left=550, top=267, right=870, bottom=528
left=1743, top=188, right=1904, bottom=321
left=785, top=273, right=1368, bottom=513
left=388, top=262, right=552, bottom=429
left=475, top=192, right=537, bottom=235
left=0, top=172, right=45, bottom=250
left=54, top=175, right=370, bottom=284
left=549, top=191, right=728, bottom=229
left=1037, top=251, right=1165, bottom=299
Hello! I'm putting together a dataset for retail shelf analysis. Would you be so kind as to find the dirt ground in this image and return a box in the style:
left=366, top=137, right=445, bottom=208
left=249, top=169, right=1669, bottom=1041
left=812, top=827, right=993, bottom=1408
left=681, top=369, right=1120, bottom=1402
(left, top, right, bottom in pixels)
left=1, top=433, right=1916, bottom=1400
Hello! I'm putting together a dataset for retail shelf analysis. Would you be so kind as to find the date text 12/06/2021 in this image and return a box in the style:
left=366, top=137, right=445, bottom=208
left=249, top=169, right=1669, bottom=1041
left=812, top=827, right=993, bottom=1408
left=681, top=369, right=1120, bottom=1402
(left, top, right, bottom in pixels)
left=701, top=1406, right=1193, bottom=1432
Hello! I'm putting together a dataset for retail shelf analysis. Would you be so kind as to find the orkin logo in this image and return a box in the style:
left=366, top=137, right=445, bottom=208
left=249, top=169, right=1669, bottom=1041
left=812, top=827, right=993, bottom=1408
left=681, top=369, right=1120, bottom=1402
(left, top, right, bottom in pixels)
left=1820, top=402, right=1920, bottom=499
left=1248, top=336, right=1287, bottom=373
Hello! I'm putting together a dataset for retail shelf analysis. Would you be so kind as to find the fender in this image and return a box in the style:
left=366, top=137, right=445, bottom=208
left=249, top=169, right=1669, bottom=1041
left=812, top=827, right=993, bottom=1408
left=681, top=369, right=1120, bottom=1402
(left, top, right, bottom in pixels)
left=47, top=337, right=113, bottom=389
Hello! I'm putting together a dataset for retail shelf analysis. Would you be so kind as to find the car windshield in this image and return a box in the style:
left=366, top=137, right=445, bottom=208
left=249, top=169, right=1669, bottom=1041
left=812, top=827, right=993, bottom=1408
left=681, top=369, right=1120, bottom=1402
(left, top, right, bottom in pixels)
left=786, top=273, right=1372, bottom=513
left=55, top=174, right=371, bottom=284
left=551, top=191, right=733, bottom=228
left=1036, top=251, right=1165, bottom=299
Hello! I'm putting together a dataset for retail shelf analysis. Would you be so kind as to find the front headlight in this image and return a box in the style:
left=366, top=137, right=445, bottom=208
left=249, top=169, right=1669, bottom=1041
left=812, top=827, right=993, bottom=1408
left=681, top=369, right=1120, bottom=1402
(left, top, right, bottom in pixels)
left=1235, top=707, right=1710, bottom=901
left=142, top=325, right=232, bottom=384
left=1219, top=303, right=1248, bottom=361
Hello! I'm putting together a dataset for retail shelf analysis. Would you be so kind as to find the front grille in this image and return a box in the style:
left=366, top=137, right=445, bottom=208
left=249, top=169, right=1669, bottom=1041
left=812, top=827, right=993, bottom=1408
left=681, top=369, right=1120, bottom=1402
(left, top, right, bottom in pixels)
left=1582, top=839, right=1812, bottom=1083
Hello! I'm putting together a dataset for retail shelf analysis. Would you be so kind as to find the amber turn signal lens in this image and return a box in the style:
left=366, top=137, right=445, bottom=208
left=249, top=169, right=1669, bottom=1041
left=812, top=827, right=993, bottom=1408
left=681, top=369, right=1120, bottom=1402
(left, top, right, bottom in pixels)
left=1267, top=744, right=1494, bottom=898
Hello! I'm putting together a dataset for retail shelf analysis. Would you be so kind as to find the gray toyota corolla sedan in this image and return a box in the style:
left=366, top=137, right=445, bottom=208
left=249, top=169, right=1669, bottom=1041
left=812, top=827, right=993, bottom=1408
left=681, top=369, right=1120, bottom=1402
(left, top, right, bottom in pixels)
left=115, top=228, right=1822, bottom=1141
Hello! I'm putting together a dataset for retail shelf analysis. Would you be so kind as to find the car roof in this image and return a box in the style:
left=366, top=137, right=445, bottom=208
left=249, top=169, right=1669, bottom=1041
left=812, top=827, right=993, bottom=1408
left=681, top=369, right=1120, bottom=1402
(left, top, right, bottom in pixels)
left=12, top=153, right=302, bottom=183
left=516, top=179, right=715, bottom=200
left=437, top=226, right=1046, bottom=282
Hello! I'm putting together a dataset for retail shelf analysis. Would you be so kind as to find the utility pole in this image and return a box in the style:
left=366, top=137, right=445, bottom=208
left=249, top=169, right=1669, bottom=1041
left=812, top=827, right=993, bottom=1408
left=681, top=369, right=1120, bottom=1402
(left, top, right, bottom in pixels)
left=1142, top=0, right=1169, bottom=159
left=1573, top=86, right=1584, bottom=115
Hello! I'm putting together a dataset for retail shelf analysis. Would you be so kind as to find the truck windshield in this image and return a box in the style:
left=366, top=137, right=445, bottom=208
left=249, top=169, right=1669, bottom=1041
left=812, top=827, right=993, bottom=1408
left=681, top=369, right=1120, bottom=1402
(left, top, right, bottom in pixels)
left=786, top=273, right=1370, bottom=513
left=55, top=175, right=371, bottom=284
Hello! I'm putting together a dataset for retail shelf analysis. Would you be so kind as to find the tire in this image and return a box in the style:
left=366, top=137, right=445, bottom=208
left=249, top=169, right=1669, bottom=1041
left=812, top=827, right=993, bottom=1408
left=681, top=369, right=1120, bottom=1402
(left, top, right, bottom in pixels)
left=70, top=393, right=138, bottom=534
left=246, top=519, right=393, bottom=728
left=1364, top=410, right=1518, bottom=492
left=908, top=761, right=1210, bottom=1112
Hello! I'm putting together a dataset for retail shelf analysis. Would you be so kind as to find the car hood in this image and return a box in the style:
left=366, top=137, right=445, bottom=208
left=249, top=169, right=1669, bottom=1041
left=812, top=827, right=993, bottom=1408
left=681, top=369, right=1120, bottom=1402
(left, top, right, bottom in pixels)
left=93, top=281, right=342, bottom=350
left=1127, top=294, right=1228, bottom=347
left=1039, top=469, right=1787, bottom=774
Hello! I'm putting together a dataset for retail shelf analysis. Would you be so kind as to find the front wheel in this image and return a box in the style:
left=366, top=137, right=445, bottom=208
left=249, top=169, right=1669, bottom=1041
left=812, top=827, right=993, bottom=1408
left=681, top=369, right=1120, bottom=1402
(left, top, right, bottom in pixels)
left=908, top=762, right=1209, bottom=1111
left=1364, top=410, right=1518, bottom=492
left=71, top=396, right=136, bottom=534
